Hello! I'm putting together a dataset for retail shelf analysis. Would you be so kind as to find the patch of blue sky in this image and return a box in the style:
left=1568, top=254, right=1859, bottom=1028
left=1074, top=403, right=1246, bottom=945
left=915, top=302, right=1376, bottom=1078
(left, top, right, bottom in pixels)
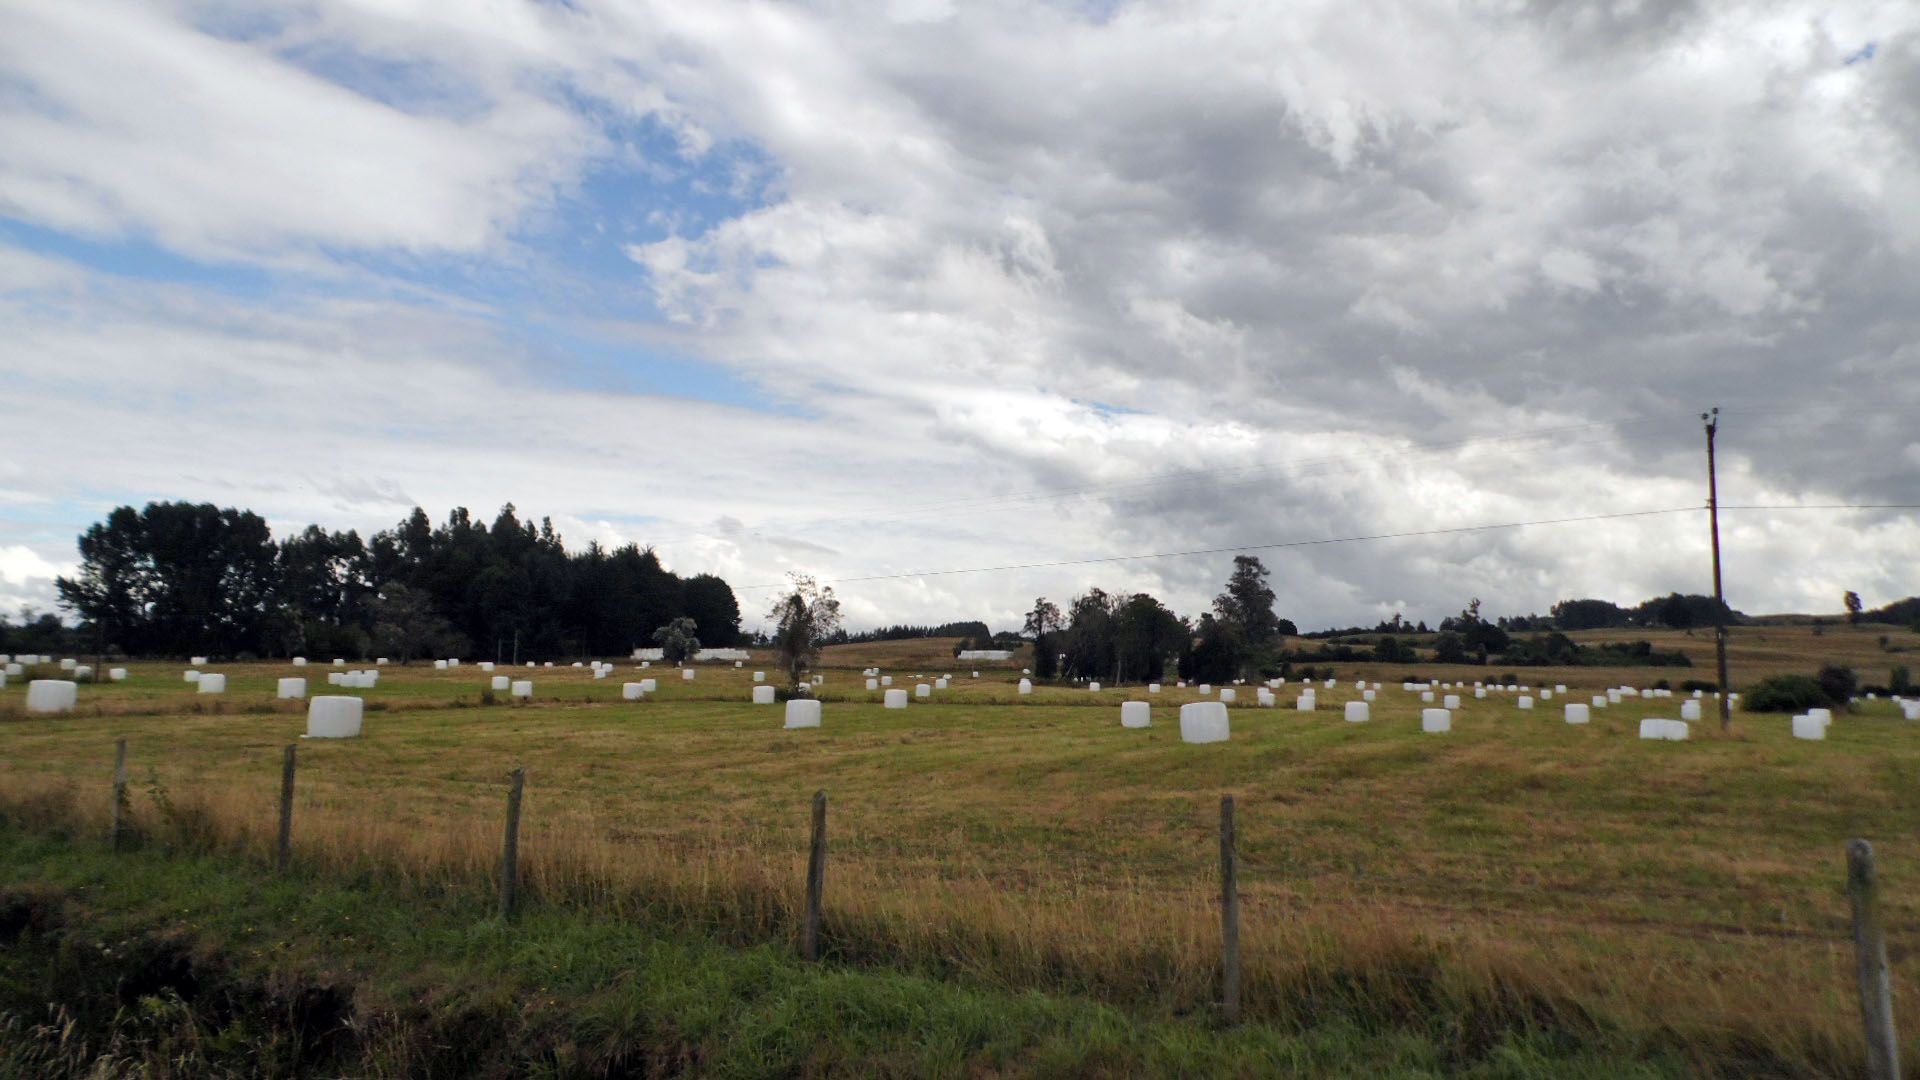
left=1076, top=398, right=1151, bottom=419
left=0, top=219, right=276, bottom=299
left=498, top=313, right=811, bottom=418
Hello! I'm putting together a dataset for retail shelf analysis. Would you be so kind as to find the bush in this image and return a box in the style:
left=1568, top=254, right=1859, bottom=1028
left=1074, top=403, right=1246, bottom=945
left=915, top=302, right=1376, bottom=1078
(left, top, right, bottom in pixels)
left=1816, top=664, right=1859, bottom=704
left=1680, top=679, right=1718, bottom=693
left=1742, top=675, right=1830, bottom=713
left=1892, top=665, right=1913, bottom=696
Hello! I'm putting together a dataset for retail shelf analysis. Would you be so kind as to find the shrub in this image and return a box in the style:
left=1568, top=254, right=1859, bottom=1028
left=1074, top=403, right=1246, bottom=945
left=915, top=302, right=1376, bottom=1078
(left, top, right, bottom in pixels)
left=1681, top=679, right=1718, bottom=693
left=1815, top=665, right=1859, bottom=705
left=1743, top=675, right=1829, bottom=713
left=1891, top=665, right=1913, bottom=696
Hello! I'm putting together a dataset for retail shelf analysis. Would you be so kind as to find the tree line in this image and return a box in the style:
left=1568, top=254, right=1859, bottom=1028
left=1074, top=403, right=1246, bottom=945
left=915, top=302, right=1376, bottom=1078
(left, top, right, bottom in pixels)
left=54, top=502, right=741, bottom=661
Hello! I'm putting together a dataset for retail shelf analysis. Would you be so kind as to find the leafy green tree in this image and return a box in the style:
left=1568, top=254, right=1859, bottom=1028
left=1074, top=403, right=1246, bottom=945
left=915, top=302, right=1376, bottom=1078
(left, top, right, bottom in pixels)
left=1111, top=592, right=1187, bottom=683
left=652, top=616, right=700, bottom=664
left=768, top=574, right=841, bottom=693
left=1022, top=598, right=1062, bottom=638
left=683, top=574, right=742, bottom=647
left=1845, top=591, right=1863, bottom=624
left=1212, top=556, right=1279, bottom=676
left=371, top=584, right=462, bottom=663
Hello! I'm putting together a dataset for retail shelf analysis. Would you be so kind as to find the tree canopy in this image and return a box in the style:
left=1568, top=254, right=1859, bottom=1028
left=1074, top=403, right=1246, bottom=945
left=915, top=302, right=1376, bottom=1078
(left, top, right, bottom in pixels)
left=56, top=501, right=740, bottom=659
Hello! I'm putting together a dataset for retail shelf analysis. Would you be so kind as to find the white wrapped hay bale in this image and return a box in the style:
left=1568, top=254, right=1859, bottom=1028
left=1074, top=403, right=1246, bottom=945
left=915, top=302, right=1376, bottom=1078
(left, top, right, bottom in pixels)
left=1199, top=684, right=1212, bottom=695
left=622, top=682, right=646, bottom=700
left=754, top=671, right=766, bottom=683
left=593, top=669, right=608, bottom=680
left=1680, top=701, right=1702, bottom=722
left=1121, top=701, right=1151, bottom=729
left=25, top=680, right=78, bottom=714
left=1639, top=718, right=1688, bottom=741
left=1903, top=701, right=1920, bottom=721
left=184, top=670, right=200, bottom=683
left=915, top=683, right=931, bottom=699
left=735, top=660, right=744, bottom=668
left=784, top=699, right=822, bottom=729
left=753, top=685, right=776, bottom=705
left=1554, top=684, right=1567, bottom=693
left=936, top=677, right=949, bottom=689
left=58, top=658, right=76, bottom=671
left=1443, top=694, right=1460, bottom=710
left=639, top=679, right=656, bottom=693
left=305, top=696, right=363, bottom=738
left=1565, top=703, right=1589, bottom=725
left=491, top=675, right=511, bottom=691
left=327, top=672, right=343, bottom=685
left=1421, top=690, right=1435, bottom=703
left=571, top=662, right=583, bottom=668
left=448, top=659, right=461, bottom=669
left=1474, top=688, right=1487, bottom=699
left=277, top=678, right=307, bottom=700
left=191, top=655, right=209, bottom=666
left=865, top=678, right=879, bottom=690
left=1148, top=683, right=1162, bottom=694
left=109, top=668, right=127, bottom=682
left=1218, top=687, right=1235, bottom=703
left=1808, top=707, right=1833, bottom=726
left=332, top=659, right=345, bottom=667
left=884, top=688, right=908, bottom=709
left=1345, top=701, right=1370, bottom=723
left=376, top=658, right=388, bottom=666
left=1517, top=696, right=1534, bottom=710
left=1256, top=688, right=1275, bottom=707
left=292, top=657, right=307, bottom=667
left=4, top=663, right=21, bottom=677
left=1791, top=713, right=1828, bottom=740
left=480, top=662, right=495, bottom=672
left=1017, top=679, right=1033, bottom=695
left=1362, top=689, right=1376, bottom=701
left=1179, top=701, right=1230, bottom=743
left=1541, top=690, right=1553, bottom=701
left=73, top=665, right=93, bottom=680
left=682, top=669, right=695, bottom=681
left=1591, top=695, right=1607, bottom=709
left=511, top=680, right=533, bottom=699
left=1296, top=694, right=1314, bottom=711
left=1422, top=708, right=1451, bottom=733
left=197, top=673, right=227, bottom=694
left=1087, top=681, right=1101, bottom=692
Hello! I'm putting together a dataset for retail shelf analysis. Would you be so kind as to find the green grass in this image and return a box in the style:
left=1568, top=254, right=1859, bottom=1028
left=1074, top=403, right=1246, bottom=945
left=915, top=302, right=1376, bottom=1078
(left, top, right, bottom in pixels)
left=0, top=829, right=1682, bottom=1078
left=1, top=648, right=1916, bottom=1075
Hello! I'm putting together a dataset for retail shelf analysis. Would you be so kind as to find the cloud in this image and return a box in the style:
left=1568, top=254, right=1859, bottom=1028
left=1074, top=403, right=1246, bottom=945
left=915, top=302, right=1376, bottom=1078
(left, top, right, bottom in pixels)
left=3, top=0, right=1918, bottom=632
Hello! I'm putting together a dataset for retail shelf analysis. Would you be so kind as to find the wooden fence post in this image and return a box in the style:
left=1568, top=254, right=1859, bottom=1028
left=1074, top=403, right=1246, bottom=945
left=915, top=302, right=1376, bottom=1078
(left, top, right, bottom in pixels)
left=1221, top=794, right=1241, bottom=1022
left=803, top=790, right=827, bottom=961
left=110, top=738, right=128, bottom=850
left=276, top=744, right=297, bottom=873
left=1848, top=839, right=1900, bottom=1080
left=499, top=768, right=525, bottom=919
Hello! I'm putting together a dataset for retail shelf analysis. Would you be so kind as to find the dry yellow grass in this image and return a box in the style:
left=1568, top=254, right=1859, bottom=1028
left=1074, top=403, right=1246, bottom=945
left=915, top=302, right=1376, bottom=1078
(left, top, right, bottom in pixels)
left=2, top=630, right=1915, bottom=1075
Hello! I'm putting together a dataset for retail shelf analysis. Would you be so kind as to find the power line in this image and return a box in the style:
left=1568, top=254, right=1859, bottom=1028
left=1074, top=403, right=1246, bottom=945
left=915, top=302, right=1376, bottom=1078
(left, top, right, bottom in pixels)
left=645, top=413, right=1679, bottom=548
left=730, top=501, right=1920, bottom=592
left=732, top=506, right=1703, bottom=591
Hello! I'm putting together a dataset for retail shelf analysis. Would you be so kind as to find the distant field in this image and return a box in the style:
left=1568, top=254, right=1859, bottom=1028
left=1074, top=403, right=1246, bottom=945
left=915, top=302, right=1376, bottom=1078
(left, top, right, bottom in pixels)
left=1297, top=620, right=1916, bottom=686
left=3, top=627, right=1917, bottom=1076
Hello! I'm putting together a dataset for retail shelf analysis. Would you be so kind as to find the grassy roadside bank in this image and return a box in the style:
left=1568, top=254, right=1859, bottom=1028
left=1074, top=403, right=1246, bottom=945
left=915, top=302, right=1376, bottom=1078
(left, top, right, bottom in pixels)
left=0, top=823, right=1686, bottom=1079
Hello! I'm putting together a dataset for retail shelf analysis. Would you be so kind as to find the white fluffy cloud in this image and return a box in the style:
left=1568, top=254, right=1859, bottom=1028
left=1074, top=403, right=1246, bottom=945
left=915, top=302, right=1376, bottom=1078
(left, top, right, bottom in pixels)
left=2, top=0, right=1917, bottom=631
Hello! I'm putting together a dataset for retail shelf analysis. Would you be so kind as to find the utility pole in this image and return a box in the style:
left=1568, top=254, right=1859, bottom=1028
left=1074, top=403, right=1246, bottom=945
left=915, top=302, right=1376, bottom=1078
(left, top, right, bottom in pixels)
left=1704, top=408, right=1732, bottom=733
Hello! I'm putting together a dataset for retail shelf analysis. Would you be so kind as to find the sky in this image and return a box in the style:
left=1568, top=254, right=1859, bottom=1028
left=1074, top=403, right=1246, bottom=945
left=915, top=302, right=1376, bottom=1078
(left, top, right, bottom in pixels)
left=2, top=0, right=1917, bottom=635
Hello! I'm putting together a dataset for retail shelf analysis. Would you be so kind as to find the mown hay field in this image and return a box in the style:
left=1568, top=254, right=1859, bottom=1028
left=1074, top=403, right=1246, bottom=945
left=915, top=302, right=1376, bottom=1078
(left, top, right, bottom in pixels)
left=3, top=630, right=1918, bottom=1076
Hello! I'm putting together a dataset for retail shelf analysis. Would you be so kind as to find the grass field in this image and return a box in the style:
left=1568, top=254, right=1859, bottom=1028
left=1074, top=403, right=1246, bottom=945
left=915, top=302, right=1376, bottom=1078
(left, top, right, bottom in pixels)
left=3, top=627, right=1918, bottom=1076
